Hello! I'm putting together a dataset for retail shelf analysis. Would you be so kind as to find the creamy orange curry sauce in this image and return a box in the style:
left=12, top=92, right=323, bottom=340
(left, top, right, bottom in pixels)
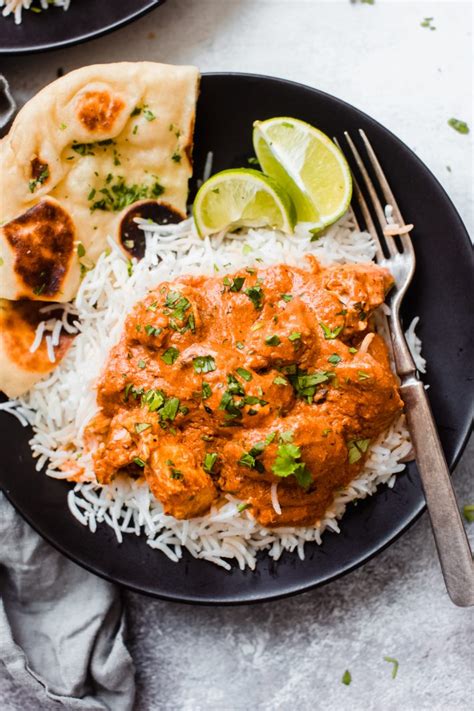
left=86, top=257, right=403, bottom=527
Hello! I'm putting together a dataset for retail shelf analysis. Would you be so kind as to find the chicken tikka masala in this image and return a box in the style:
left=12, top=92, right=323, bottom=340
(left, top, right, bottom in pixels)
left=86, top=256, right=403, bottom=527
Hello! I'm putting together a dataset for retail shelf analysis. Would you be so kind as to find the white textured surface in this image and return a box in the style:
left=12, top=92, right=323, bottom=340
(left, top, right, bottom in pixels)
left=0, top=1, right=473, bottom=709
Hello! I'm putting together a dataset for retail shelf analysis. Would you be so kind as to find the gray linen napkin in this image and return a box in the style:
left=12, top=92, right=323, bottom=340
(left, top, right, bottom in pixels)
left=0, top=75, right=135, bottom=710
left=0, top=494, right=135, bottom=711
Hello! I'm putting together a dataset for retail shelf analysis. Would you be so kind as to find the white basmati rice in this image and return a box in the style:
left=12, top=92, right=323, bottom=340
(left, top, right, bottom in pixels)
left=6, top=212, right=424, bottom=569
left=0, top=0, right=70, bottom=24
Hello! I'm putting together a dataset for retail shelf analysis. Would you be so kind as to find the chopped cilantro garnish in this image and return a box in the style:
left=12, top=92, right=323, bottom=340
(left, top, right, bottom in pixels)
left=143, top=108, right=156, bottom=121
left=349, top=347, right=358, bottom=354
left=203, top=452, right=219, bottom=474
left=227, top=374, right=245, bottom=395
left=89, top=175, right=164, bottom=212
left=161, top=347, right=180, bottom=365
left=193, top=355, right=216, bottom=374
left=341, top=670, right=352, bottom=686
left=244, top=285, right=264, bottom=310
left=164, top=291, right=194, bottom=332
left=130, top=106, right=142, bottom=117
left=383, top=657, right=399, bottom=679
left=238, top=452, right=257, bottom=469
left=145, top=325, right=162, bottom=337
left=288, top=369, right=334, bottom=402
left=171, top=151, right=181, bottom=163
left=242, top=244, right=253, bottom=255
left=236, top=367, right=252, bottom=382
left=77, top=242, right=86, bottom=258
left=281, top=293, right=293, bottom=302
left=28, top=166, right=49, bottom=193
left=320, top=322, right=344, bottom=340
left=273, top=376, right=288, bottom=386
left=288, top=332, right=301, bottom=342
left=420, top=17, right=436, bottom=30
left=219, top=390, right=243, bottom=420
left=134, top=423, right=151, bottom=434
left=160, top=397, right=180, bottom=422
left=137, top=359, right=146, bottom=369
left=347, top=438, right=371, bottom=464
left=243, top=394, right=267, bottom=407
left=71, top=142, right=95, bottom=156
left=279, top=431, right=294, bottom=443
left=357, top=371, right=370, bottom=381
left=237, top=502, right=250, bottom=512
left=236, top=341, right=244, bottom=350
left=139, top=385, right=165, bottom=412
left=328, top=354, right=342, bottom=365
left=448, top=118, right=469, bottom=134
left=272, top=443, right=312, bottom=488
left=223, top=275, right=246, bottom=292
left=133, top=457, right=146, bottom=468
left=265, top=335, right=281, bottom=346
left=201, top=382, right=212, bottom=400
left=463, top=504, right=474, bottom=523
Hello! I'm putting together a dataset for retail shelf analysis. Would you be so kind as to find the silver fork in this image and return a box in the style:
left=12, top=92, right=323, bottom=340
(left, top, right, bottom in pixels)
left=339, top=129, right=474, bottom=607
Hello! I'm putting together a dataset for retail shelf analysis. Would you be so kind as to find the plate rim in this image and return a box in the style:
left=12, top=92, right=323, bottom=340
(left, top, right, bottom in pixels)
left=0, top=71, right=472, bottom=605
left=0, top=0, right=165, bottom=55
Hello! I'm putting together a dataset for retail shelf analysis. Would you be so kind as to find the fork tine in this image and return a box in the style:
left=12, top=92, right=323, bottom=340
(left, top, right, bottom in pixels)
left=334, top=136, right=384, bottom=260
left=342, top=132, right=398, bottom=258
left=350, top=166, right=385, bottom=263
left=359, top=130, right=415, bottom=257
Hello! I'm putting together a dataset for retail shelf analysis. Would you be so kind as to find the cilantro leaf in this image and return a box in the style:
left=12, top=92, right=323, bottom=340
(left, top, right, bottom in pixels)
left=448, top=118, right=469, bottom=134
left=223, top=275, right=246, bottom=292
left=193, top=355, right=216, bottom=374
left=161, top=347, right=179, bottom=365
left=341, top=670, right=352, bottom=686
left=383, top=657, right=399, bottom=679
left=320, top=322, right=344, bottom=340
left=272, top=443, right=312, bottom=488
left=244, top=285, right=264, bottom=310
left=236, top=367, right=253, bottom=381
left=347, top=438, right=371, bottom=464
left=203, top=452, right=219, bottom=474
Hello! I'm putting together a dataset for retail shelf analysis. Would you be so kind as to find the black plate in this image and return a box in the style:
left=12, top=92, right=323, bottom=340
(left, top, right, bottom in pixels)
left=0, top=0, right=165, bottom=55
left=0, top=74, right=472, bottom=604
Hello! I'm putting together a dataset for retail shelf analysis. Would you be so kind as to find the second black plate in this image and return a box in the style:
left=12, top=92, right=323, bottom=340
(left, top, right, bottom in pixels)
left=0, top=0, right=165, bottom=55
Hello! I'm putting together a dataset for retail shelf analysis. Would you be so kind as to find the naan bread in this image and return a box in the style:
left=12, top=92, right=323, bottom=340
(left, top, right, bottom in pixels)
left=0, top=61, right=200, bottom=302
left=0, top=299, right=74, bottom=398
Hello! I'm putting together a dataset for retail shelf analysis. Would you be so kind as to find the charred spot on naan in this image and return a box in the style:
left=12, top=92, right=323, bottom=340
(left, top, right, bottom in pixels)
left=2, top=198, right=75, bottom=299
left=76, top=90, right=126, bottom=133
left=29, top=157, right=50, bottom=193
left=0, top=299, right=74, bottom=376
left=118, top=200, right=185, bottom=259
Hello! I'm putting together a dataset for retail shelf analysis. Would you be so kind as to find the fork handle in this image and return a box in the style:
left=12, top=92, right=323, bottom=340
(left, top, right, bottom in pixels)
left=401, top=379, right=474, bottom=606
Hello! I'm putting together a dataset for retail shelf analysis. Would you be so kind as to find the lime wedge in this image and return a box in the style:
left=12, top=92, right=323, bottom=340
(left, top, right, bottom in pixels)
left=193, top=168, right=296, bottom=237
left=253, top=117, right=352, bottom=226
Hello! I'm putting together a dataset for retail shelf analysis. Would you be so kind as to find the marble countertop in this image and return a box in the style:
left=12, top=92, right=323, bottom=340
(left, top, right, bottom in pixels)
left=1, top=1, right=472, bottom=709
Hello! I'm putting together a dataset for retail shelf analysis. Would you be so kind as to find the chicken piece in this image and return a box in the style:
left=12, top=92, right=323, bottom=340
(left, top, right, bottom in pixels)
left=146, top=436, right=217, bottom=518
left=318, top=262, right=393, bottom=337
left=318, top=334, right=402, bottom=437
